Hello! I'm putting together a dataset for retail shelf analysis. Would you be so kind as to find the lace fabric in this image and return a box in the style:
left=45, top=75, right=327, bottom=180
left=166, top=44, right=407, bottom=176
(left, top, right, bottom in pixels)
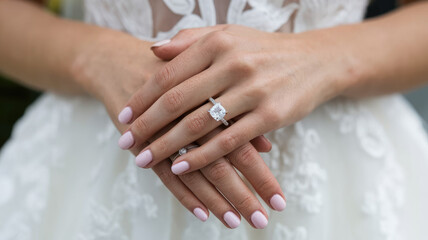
left=1, top=1, right=428, bottom=239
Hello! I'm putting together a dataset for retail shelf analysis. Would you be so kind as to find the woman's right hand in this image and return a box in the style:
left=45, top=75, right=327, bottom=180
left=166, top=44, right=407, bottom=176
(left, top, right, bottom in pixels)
left=71, top=29, right=285, bottom=229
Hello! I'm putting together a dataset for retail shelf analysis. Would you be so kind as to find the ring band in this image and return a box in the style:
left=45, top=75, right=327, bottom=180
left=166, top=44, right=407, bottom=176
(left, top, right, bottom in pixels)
left=208, top=97, right=229, bottom=126
left=170, top=144, right=199, bottom=161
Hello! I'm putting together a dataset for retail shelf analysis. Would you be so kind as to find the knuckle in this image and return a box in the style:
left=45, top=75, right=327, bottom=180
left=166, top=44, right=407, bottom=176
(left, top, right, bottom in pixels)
left=234, top=194, right=255, bottom=211
left=230, top=144, right=259, bottom=171
left=206, top=161, right=230, bottom=183
left=206, top=31, right=233, bottom=51
left=154, top=65, right=176, bottom=91
left=222, top=24, right=237, bottom=32
left=244, top=87, right=266, bottom=101
left=197, top=150, right=212, bottom=168
left=177, top=29, right=193, bottom=38
left=255, top=175, right=276, bottom=194
left=132, top=116, right=150, bottom=135
left=260, top=107, right=282, bottom=127
left=132, top=93, right=146, bottom=110
left=228, top=54, right=257, bottom=76
left=179, top=172, right=200, bottom=186
left=219, top=133, right=241, bottom=153
left=155, top=137, right=169, bottom=155
left=156, top=168, right=175, bottom=185
left=162, top=88, right=185, bottom=113
left=177, top=194, right=194, bottom=208
left=185, top=112, right=210, bottom=135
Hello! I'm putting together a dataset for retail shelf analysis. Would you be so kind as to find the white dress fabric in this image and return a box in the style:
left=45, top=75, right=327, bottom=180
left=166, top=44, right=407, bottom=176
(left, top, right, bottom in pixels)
left=1, top=0, right=428, bottom=239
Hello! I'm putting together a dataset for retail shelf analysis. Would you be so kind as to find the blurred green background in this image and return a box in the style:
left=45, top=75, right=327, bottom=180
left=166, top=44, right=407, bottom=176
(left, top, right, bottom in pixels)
left=0, top=0, right=427, bottom=147
left=0, top=75, right=40, bottom=147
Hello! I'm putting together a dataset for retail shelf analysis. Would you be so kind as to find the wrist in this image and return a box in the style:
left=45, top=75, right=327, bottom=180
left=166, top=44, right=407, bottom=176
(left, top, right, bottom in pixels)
left=69, top=27, right=154, bottom=101
left=305, top=24, right=367, bottom=100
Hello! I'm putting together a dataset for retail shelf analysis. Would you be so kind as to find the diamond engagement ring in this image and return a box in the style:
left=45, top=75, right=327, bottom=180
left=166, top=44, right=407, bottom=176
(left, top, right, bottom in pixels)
left=170, top=144, right=199, bottom=162
left=208, top=97, right=229, bottom=126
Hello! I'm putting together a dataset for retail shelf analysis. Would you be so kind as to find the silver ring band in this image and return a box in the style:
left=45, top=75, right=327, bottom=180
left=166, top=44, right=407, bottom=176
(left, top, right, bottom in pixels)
left=170, top=144, right=199, bottom=162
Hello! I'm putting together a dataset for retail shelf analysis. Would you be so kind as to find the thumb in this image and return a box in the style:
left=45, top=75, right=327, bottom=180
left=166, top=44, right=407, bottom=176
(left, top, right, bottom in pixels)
left=151, top=25, right=224, bottom=61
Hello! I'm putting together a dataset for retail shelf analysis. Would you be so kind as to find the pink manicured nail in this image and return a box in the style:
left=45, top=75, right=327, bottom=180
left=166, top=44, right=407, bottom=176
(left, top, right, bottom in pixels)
left=251, top=211, right=268, bottom=229
left=193, top=208, right=208, bottom=222
left=171, top=161, right=189, bottom=175
left=223, top=211, right=240, bottom=229
left=118, top=107, right=133, bottom=124
left=118, top=131, right=134, bottom=149
left=270, top=194, right=286, bottom=211
left=136, top=150, right=153, bottom=168
left=151, top=39, right=171, bottom=48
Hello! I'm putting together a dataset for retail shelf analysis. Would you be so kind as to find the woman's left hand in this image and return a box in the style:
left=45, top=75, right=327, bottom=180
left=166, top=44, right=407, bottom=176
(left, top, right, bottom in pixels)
left=123, top=24, right=355, bottom=174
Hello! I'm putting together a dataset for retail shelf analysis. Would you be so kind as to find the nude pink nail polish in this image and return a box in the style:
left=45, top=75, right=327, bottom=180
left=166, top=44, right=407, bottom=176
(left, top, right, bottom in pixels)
left=251, top=211, right=268, bottom=229
left=193, top=208, right=208, bottom=222
left=151, top=39, right=171, bottom=48
left=118, top=131, right=134, bottom=149
left=118, top=107, right=133, bottom=124
left=223, top=211, right=240, bottom=229
left=135, top=150, right=153, bottom=168
left=270, top=194, right=286, bottom=211
left=171, top=161, right=189, bottom=175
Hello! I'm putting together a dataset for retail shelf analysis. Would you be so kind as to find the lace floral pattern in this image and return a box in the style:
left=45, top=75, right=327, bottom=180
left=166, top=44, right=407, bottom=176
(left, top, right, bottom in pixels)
left=76, top=160, right=159, bottom=240
left=265, top=122, right=327, bottom=214
left=84, top=0, right=367, bottom=41
left=325, top=98, right=405, bottom=240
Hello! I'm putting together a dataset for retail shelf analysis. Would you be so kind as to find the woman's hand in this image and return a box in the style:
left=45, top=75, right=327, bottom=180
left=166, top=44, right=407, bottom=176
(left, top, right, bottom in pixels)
left=73, top=28, right=284, bottom=229
left=122, top=24, right=355, bottom=173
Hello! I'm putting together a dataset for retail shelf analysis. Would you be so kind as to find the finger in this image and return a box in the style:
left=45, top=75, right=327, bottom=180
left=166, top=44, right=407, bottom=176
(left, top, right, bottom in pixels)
left=227, top=142, right=286, bottom=211
left=138, top=123, right=241, bottom=225
left=135, top=93, right=254, bottom=169
left=200, top=158, right=269, bottom=229
left=250, top=135, right=272, bottom=152
left=199, top=126, right=284, bottom=213
left=195, top=131, right=270, bottom=229
left=232, top=116, right=272, bottom=152
left=175, top=161, right=242, bottom=228
left=151, top=160, right=210, bottom=222
left=171, top=112, right=266, bottom=174
left=124, top=66, right=230, bottom=148
left=117, top=31, right=217, bottom=125
left=152, top=25, right=226, bottom=60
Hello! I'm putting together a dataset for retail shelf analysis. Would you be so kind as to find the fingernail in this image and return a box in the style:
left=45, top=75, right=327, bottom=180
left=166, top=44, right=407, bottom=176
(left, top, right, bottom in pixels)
left=171, top=161, right=189, bottom=175
left=223, top=211, right=240, bottom=229
left=118, top=131, right=134, bottom=149
left=118, top=106, right=133, bottom=124
left=270, top=194, right=286, bottom=211
left=135, top=150, right=153, bottom=168
left=193, top=208, right=208, bottom=222
left=251, top=211, right=268, bottom=229
left=151, top=39, right=171, bottom=48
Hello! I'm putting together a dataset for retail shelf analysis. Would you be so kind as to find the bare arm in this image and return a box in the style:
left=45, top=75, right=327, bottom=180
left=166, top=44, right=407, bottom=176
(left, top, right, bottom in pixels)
left=339, top=1, right=428, bottom=97
left=0, top=0, right=144, bottom=96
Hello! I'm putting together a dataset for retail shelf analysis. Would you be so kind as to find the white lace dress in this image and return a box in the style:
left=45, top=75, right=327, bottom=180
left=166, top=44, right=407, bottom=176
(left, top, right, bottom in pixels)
left=1, top=0, right=428, bottom=239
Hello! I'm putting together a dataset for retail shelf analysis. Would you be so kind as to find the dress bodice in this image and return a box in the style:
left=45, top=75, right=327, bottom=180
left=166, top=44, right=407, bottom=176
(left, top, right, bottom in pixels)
left=83, top=0, right=369, bottom=41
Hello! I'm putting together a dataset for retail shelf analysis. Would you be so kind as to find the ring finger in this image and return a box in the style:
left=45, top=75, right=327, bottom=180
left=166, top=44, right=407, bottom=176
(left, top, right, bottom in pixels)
left=125, top=67, right=231, bottom=149
left=135, top=92, right=255, bottom=169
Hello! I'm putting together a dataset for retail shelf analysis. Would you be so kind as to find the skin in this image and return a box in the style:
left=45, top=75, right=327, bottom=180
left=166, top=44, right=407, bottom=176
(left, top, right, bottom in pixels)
left=0, top=0, right=286, bottom=229
left=123, top=2, right=428, bottom=176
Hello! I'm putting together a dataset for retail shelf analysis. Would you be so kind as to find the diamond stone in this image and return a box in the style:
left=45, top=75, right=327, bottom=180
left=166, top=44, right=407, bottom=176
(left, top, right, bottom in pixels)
left=179, top=148, right=187, bottom=155
left=209, top=103, right=226, bottom=121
